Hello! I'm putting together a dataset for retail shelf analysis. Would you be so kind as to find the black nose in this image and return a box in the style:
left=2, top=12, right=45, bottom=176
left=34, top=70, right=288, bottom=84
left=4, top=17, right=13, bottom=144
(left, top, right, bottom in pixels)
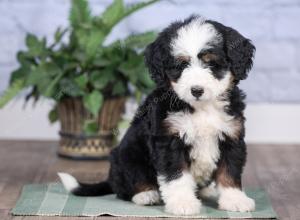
left=191, top=86, right=204, bottom=98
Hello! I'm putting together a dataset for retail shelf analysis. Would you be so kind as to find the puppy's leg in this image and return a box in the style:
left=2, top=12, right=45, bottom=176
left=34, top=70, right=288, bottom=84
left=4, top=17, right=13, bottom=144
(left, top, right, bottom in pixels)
left=216, top=141, right=255, bottom=212
left=218, top=186, right=255, bottom=212
left=198, top=181, right=219, bottom=199
left=132, top=189, right=160, bottom=205
left=159, top=172, right=201, bottom=215
left=109, top=128, right=158, bottom=201
left=154, top=136, right=201, bottom=215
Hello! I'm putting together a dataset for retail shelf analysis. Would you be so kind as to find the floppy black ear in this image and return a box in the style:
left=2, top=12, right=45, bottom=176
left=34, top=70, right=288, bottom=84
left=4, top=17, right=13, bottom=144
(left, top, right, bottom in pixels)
left=208, top=20, right=255, bottom=81
left=225, top=28, right=255, bottom=80
left=224, top=27, right=255, bottom=81
left=144, top=38, right=169, bottom=86
left=144, top=21, right=182, bottom=86
left=145, top=41, right=164, bottom=85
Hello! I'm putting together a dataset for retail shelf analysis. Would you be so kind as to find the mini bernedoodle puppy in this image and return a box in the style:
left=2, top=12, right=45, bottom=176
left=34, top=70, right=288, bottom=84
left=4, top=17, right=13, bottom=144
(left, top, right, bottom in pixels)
left=59, top=15, right=256, bottom=215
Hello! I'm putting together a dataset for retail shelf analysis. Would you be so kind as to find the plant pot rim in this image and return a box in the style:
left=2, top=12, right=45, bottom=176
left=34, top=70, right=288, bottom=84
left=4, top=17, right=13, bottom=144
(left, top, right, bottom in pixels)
left=59, top=95, right=128, bottom=102
left=59, top=131, right=114, bottom=140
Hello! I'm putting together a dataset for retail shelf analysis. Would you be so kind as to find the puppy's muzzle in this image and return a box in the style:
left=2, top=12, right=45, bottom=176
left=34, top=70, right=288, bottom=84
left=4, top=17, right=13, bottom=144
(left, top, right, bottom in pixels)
left=191, top=86, right=204, bottom=98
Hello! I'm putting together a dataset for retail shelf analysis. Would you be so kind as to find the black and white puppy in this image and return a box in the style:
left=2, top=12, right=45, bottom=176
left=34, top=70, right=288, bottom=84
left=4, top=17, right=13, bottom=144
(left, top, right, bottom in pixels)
left=59, top=15, right=256, bottom=215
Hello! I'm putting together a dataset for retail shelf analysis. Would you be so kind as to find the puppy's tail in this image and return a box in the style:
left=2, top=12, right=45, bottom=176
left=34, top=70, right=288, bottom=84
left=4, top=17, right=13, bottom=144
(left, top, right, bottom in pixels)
left=58, top=172, right=113, bottom=196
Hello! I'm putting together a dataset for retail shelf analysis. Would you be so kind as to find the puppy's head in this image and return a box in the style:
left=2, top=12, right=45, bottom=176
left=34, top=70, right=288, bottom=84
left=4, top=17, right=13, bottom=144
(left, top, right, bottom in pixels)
left=145, top=16, right=255, bottom=106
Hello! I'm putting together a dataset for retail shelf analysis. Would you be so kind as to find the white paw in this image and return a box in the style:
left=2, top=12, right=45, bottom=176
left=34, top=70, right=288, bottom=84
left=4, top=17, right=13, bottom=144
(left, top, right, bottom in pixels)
left=165, top=196, right=201, bottom=215
left=132, top=190, right=160, bottom=205
left=218, top=188, right=255, bottom=212
left=199, top=182, right=219, bottom=199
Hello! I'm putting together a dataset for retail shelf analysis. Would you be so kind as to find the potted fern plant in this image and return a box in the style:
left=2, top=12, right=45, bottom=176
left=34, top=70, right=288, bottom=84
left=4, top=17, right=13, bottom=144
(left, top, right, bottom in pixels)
left=0, top=0, right=158, bottom=159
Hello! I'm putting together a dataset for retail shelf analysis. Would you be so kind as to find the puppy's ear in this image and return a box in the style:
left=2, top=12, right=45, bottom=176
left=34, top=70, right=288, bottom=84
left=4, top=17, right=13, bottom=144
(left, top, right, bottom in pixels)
left=144, top=37, right=169, bottom=86
left=224, top=28, right=255, bottom=81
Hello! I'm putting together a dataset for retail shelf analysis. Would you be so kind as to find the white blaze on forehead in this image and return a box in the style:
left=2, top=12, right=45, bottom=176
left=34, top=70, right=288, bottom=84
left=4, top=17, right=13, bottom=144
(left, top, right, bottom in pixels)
left=171, top=18, right=221, bottom=57
left=169, top=18, right=230, bottom=104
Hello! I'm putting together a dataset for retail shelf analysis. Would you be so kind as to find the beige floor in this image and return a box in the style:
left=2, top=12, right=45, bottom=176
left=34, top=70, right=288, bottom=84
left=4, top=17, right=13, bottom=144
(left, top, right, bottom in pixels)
left=0, top=140, right=299, bottom=220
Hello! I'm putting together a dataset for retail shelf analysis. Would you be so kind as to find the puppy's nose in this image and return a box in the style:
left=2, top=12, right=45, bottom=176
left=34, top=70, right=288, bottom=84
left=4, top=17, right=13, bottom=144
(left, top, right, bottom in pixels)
left=191, top=86, right=204, bottom=98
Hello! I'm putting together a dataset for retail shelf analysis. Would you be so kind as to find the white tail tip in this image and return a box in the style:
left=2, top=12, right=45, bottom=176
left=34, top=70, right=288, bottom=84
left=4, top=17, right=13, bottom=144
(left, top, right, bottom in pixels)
left=57, top=172, right=79, bottom=192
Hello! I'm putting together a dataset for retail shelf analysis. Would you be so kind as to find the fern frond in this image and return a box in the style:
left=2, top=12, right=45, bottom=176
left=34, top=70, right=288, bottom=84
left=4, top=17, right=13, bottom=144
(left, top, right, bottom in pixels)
left=123, top=31, right=157, bottom=49
left=44, top=71, right=65, bottom=98
left=69, top=0, right=91, bottom=27
left=101, top=0, right=124, bottom=28
left=0, top=79, right=25, bottom=108
left=101, top=0, right=159, bottom=30
left=124, top=0, right=159, bottom=17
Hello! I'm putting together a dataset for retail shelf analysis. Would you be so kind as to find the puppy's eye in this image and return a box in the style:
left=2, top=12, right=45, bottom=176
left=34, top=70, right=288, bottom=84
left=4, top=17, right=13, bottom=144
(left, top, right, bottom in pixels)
left=198, top=52, right=218, bottom=63
left=208, top=60, right=222, bottom=68
left=175, top=55, right=190, bottom=70
left=198, top=52, right=227, bottom=69
left=178, top=60, right=189, bottom=69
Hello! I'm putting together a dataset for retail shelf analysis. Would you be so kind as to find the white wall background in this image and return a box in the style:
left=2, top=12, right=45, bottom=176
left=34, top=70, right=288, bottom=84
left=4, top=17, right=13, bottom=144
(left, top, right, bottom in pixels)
left=0, top=0, right=300, bottom=142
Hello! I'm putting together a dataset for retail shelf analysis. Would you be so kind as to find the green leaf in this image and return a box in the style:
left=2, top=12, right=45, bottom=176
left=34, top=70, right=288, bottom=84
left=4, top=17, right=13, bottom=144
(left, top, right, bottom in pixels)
left=75, top=29, right=88, bottom=47
left=16, top=51, right=34, bottom=65
left=0, top=79, right=24, bottom=108
left=72, top=49, right=87, bottom=63
left=24, top=63, right=64, bottom=97
left=101, top=0, right=124, bottom=28
left=118, top=51, right=143, bottom=82
left=63, top=62, right=78, bottom=72
left=43, top=63, right=63, bottom=77
left=26, top=34, right=39, bottom=49
left=44, top=70, right=65, bottom=97
left=123, top=31, right=157, bottom=49
left=137, top=68, right=155, bottom=88
left=90, top=70, right=114, bottom=90
left=48, top=108, right=58, bottom=123
left=92, top=58, right=111, bottom=67
left=119, top=64, right=137, bottom=84
left=26, top=67, right=44, bottom=86
left=101, top=43, right=124, bottom=64
left=85, top=30, right=105, bottom=60
left=101, top=0, right=159, bottom=31
left=58, top=78, right=84, bottom=98
left=10, top=66, right=30, bottom=84
left=75, top=29, right=105, bottom=61
left=83, top=119, right=98, bottom=136
left=69, top=0, right=91, bottom=27
left=26, top=34, right=46, bottom=56
left=112, top=81, right=126, bottom=96
left=83, top=90, right=103, bottom=117
left=55, top=27, right=68, bottom=42
left=75, top=74, right=88, bottom=90
left=124, top=0, right=159, bottom=18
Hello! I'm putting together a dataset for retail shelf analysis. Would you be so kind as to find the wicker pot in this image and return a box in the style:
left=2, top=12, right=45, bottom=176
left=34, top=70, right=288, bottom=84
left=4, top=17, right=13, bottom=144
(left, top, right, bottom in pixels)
left=57, top=97, right=126, bottom=160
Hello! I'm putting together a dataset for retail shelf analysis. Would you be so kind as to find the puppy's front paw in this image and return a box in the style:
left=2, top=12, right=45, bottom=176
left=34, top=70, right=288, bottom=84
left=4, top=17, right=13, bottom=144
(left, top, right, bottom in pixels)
left=165, top=196, right=201, bottom=215
left=218, top=188, right=255, bottom=212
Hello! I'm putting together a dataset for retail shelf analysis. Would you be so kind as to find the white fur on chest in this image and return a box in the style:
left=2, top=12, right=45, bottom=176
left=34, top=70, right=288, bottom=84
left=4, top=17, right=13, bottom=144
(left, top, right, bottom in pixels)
left=165, top=102, right=240, bottom=185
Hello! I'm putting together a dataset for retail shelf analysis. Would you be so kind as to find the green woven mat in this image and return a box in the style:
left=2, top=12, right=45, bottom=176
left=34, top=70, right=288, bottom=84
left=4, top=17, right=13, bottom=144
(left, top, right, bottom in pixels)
left=12, top=183, right=277, bottom=218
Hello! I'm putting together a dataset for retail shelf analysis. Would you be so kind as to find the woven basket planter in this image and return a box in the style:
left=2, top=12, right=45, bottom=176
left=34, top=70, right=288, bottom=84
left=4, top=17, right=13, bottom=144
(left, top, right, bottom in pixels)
left=57, top=97, right=126, bottom=160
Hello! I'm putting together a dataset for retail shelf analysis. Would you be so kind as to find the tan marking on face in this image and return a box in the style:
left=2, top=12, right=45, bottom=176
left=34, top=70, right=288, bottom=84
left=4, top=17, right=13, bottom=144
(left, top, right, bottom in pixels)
left=200, top=53, right=219, bottom=63
left=176, top=55, right=191, bottom=62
